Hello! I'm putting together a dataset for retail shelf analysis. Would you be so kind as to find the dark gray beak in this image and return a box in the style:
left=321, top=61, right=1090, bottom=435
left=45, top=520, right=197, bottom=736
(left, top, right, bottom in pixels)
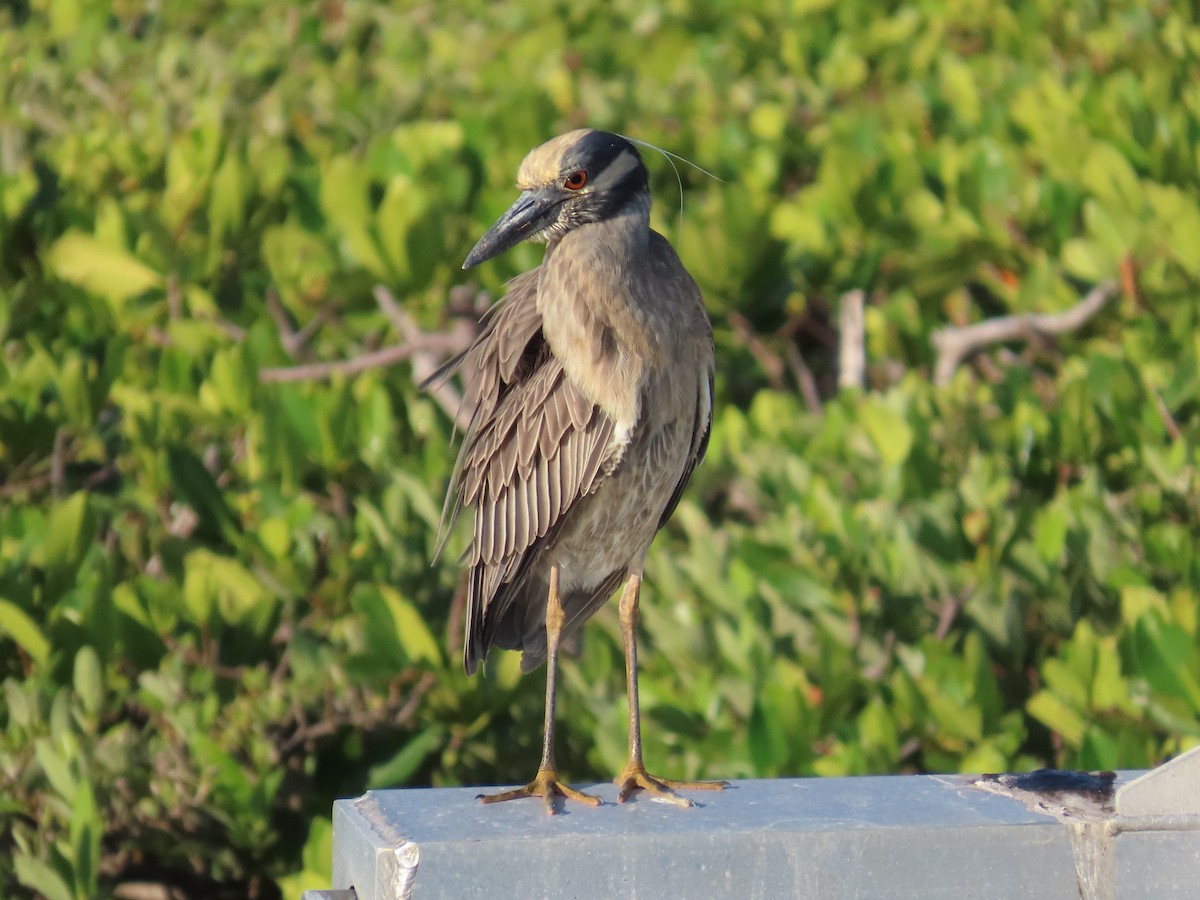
left=462, top=189, right=562, bottom=269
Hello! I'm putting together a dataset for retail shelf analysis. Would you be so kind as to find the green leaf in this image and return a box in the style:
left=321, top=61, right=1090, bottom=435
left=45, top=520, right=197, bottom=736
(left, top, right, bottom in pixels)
left=302, top=817, right=334, bottom=873
left=1061, top=237, right=1111, bottom=281
left=748, top=698, right=788, bottom=776
left=1145, top=184, right=1200, bottom=277
left=166, top=446, right=241, bottom=544
left=69, top=779, right=100, bottom=898
left=34, top=738, right=77, bottom=801
left=210, top=151, right=247, bottom=242
left=203, top=348, right=252, bottom=416
left=368, top=725, right=445, bottom=788
left=938, top=54, right=981, bottom=127
left=1080, top=727, right=1119, bottom=770
left=380, top=586, right=442, bottom=667
left=860, top=401, right=913, bottom=465
left=261, top=222, right=337, bottom=307
left=0, top=161, right=37, bottom=222
left=1033, top=502, right=1068, bottom=563
left=258, top=517, right=292, bottom=559
left=376, top=174, right=428, bottom=282
left=46, top=230, right=162, bottom=306
left=182, top=550, right=272, bottom=628
left=57, top=356, right=94, bottom=428
left=14, top=854, right=74, bottom=900
left=1081, top=143, right=1141, bottom=213
left=1027, top=690, right=1087, bottom=747
left=1131, top=614, right=1200, bottom=710
left=320, top=156, right=388, bottom=277
left=0, top=598, right=51, bottom=665
left=4, top=679, right=34, bottom=729
left=42, top=493, right=93, bottom=603
left=277, top=818, right=335, bottom=900
left=73, top=646, right=103, bottom=718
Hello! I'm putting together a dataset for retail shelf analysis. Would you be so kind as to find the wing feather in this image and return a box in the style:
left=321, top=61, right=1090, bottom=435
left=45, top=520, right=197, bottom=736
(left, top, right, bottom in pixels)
left=431, top=268, right=624, bottom=674
left=534, top=453, right=551, bottom=537
left=656, top=363, right=713, bottom=530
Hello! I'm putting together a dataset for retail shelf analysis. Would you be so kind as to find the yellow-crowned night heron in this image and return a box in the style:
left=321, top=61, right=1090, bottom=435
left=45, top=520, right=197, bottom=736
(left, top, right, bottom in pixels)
left=433, top=129, right=722, bottom=813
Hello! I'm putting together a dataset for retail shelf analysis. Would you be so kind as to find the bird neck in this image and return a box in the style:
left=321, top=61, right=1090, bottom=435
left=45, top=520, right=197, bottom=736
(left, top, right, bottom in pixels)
left=537, top=201, right=660, bottom=432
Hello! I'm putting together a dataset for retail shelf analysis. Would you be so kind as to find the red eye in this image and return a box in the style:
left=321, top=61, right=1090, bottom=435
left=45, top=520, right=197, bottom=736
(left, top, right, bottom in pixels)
left=563, top=170, right=588, bottom=190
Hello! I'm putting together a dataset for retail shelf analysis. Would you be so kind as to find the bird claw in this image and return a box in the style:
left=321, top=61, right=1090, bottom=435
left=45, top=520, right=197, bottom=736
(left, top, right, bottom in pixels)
left=478, top=767, right=602, bottom=815
left=614, top=762, right=729, bottom=807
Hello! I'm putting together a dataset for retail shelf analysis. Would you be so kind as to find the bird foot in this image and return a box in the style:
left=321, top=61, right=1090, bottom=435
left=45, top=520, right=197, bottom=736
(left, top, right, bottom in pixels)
left=478, top=767, right=602, bottom=815
left=614, top=761, right=730, bottom=807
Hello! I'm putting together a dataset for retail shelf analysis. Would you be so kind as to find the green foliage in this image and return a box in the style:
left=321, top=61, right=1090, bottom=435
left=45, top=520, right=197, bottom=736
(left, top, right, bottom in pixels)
left=1, top=0, right=1198, bottom=897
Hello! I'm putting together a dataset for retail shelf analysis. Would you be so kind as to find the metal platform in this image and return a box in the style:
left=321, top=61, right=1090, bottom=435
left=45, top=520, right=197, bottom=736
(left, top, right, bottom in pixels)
left=303, top=746, right=1200, bottom=900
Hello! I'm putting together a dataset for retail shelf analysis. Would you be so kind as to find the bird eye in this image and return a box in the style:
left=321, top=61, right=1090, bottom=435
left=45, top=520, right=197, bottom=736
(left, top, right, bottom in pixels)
left=563, top=170, right=588, bottom=190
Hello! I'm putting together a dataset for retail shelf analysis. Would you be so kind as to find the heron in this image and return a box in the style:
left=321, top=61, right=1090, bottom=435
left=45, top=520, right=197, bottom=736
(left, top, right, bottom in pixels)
left=432, top=129, right=723, bottom=813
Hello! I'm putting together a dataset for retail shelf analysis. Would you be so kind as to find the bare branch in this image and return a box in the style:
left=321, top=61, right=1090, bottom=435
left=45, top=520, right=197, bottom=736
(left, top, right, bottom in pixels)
left=372, top=285, right=475, bottom=429
left=783, top=342, right=823, bottom=418
left=729, top=311, right=785, bottom=391
left=837, top=289, right=866, bottom=391
left=371, top=284, right=473, bottom=388
left=1154, top=390, right=1182, bottom=442
left=258, top=336, right=466, bottom=383
left=255, top=285, right=484, bottom=430
left=933, top=593, right=963, bottom=641
left=166, top=272, right=182, bottom=320
left=372, top=283, right=412, bottom=335
left=0, top=464, right=118, bottom=500
left=265, top=289, right=332, bottom=361
left=214, top=319, right=246, bottom=341
left=277, top=671, right=436, bottom=755
left=76, top=71, right=120, bottom=112
left=931, top=281, right=1117, bottom=386
left=50, top=426, right=68, bottom=499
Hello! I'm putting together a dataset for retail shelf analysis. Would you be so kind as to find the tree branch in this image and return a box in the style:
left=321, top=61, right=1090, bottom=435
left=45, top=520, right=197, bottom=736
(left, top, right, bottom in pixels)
left=265, top=288, right=332, bottom=361
left=729, top=311, right=786, bottom=391
left=837, top=289, right=866, bottom=391
left=931, top=281, right=1117, bottom=386
left=257, top=337, right=466, bottom=383
left=783, top=342, right=823, bottom=417
left=371, top=285, right=478, bottom=429
left=256, top=285, right=484, bottom=431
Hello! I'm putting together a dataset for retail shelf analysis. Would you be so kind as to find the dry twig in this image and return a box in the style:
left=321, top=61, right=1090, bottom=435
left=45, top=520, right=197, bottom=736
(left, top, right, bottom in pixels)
left=783, top=342, right=823, bottom=417
left=837, top=289, right=866, bottom=391
left=372, top=285, right=478, bottom=430
left=257, top=285, right=484, bottom=431
left=258, top=337, right=466, bottom=383
left=729, top=311, right=786, bottom=391
left=930, top=281, right=1117, bottom=386
left=729, top=308, right=829, bottom=412
left=265, top=288, right=332, bottom=361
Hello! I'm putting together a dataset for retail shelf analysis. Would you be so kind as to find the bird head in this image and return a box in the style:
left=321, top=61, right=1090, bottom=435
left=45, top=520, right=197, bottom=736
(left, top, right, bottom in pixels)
left=463, top=129, right=649, bottom=269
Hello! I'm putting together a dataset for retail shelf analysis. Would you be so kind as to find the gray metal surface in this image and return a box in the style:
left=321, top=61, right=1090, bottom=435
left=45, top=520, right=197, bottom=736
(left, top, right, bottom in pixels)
left=319, top=747, right=1200, bottom=898
left=327, top=764, right=1200, bottom=899
left=1117, top=744, right=1200, bottom=818
left=331, top=774, right=1117, bottom=899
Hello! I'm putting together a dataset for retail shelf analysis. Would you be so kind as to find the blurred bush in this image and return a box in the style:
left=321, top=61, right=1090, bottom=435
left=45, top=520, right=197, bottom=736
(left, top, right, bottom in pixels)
left=1, top=0, right=1197, bottom=897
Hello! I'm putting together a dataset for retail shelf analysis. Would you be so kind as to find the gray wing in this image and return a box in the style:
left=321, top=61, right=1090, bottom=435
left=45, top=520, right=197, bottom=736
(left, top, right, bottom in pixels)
left=428, top=269, right=544, bottom=553
left=433, top=269, right=621, bottom=674
left=656, top=363, right=713, bottom=530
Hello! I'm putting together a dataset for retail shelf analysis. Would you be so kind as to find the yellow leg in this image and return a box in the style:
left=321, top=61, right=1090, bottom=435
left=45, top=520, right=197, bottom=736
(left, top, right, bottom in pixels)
left=478, top=566, right=602, bottom=815
left=614, top=571, right=729, bottom=806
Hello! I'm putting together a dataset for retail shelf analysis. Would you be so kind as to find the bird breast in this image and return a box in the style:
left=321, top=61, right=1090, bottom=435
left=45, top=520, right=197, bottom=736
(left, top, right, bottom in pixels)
left=535, top=223, right=682, bottom=442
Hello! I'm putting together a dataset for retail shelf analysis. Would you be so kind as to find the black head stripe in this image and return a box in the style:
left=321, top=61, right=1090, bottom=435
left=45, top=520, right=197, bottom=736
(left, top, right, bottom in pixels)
left=570, top=132, right=646, bottom=185
left=571, top=131, right=630, bottom=172
left=556, top=131, right=650, bottom=229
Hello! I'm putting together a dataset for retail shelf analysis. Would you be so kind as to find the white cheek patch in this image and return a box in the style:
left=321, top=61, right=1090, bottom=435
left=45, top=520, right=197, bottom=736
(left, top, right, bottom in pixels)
left=588, top=150, right=641, bottom=193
